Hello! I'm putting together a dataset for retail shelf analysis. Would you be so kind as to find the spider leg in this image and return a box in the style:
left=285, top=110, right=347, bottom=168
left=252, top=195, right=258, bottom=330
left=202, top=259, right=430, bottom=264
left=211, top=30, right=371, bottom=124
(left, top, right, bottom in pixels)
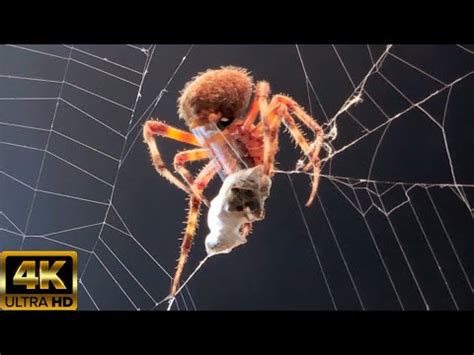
left=240, top=222, right=253, bottom=239
left=143, top=120, right=201, bottom=195
left=242, top=81, right=270, bottom=130
left=173, top=148, right=212, bottom=206
left=261, top=97, right=323, bottom=207
left=273, top=95, right=324, bottom=172
left=262, top=103, right=283, bottom=178
left=171, top=159, right=221, bottom=297
left=280, top=108, right=322, bottom=206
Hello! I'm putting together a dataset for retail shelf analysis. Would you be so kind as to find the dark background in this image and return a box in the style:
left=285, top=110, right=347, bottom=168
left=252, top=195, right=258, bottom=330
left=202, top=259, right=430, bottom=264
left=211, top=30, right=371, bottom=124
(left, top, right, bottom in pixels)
left=4, top=255, right=73, bottom=294
left=0, top=44, right=472, bottom=310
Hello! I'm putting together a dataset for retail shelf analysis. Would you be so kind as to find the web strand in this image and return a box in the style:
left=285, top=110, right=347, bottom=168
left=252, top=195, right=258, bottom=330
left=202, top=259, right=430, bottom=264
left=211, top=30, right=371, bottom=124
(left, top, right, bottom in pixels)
left=1, top=44, right=472, bottom=310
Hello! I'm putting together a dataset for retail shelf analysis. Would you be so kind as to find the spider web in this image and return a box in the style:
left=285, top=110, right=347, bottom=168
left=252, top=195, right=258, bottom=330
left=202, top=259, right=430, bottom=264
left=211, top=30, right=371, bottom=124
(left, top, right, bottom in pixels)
left=0, top=44, right=472, bottom=310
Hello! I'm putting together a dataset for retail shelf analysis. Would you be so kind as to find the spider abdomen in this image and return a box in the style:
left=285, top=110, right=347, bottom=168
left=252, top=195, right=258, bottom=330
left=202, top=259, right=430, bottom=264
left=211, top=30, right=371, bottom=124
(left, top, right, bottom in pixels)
left=178, top=66, right=254, bottom=128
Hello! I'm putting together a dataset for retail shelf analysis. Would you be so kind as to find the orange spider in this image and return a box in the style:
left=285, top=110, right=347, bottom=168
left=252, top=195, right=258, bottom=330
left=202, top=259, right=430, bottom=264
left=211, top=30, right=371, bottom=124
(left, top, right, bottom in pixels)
left=143, top=66, right=324, bottom=297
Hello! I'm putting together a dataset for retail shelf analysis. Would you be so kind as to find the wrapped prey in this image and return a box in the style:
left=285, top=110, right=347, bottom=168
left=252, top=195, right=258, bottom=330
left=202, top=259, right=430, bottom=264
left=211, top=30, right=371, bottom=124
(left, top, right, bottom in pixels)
left=205, top=165, right=271, bottom=255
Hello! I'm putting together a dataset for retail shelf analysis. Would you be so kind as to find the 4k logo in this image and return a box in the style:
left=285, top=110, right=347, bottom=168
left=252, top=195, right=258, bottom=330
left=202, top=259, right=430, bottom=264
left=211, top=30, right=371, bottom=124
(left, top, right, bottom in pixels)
left=0, top=251, right=77, bottom=310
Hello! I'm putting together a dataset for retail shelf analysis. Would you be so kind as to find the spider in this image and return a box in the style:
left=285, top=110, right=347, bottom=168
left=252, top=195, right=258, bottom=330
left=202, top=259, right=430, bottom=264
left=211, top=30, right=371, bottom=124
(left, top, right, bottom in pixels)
left=143, top=66, right=324, bottom=298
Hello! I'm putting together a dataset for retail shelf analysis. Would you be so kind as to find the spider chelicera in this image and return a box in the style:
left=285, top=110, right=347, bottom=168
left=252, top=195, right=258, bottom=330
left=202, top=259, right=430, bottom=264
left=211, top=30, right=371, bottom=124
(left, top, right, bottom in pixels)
left=143, top=66, right=324, bottom=297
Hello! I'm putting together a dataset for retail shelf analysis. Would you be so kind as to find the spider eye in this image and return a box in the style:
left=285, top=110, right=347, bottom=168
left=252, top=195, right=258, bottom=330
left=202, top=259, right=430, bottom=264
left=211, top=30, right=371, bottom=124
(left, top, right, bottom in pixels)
left=216, top=116, right=233, bottom=129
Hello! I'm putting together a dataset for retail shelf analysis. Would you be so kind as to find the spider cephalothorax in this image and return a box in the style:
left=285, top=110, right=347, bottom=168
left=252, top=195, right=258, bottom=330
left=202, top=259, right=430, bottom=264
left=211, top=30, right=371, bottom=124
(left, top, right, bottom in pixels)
left=143, top=66, right=324, bottom=297
left=178, top=66, right=254, bottom=128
